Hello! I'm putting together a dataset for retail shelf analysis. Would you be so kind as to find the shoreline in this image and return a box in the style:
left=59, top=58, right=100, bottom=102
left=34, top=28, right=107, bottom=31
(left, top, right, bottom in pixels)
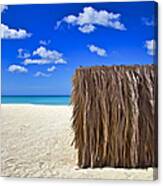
left=1, top=104, right=72, bottom=106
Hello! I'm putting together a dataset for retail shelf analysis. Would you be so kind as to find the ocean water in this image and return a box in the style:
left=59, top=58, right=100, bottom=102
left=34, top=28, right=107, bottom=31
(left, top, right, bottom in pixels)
left=1, top=96, right=71, bottom=105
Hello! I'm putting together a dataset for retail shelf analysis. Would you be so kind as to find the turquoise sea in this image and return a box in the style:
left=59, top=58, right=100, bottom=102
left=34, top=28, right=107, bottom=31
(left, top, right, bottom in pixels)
left=1, top=96, right=71, bottom=105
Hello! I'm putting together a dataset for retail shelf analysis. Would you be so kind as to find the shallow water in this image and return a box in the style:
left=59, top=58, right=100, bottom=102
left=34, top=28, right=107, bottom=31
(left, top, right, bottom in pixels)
left=1, top=96, right=71, bottom=105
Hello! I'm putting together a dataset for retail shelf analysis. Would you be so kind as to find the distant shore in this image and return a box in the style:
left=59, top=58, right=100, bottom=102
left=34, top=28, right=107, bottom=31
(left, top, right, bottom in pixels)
left=1, top=104, right=156, bottom=180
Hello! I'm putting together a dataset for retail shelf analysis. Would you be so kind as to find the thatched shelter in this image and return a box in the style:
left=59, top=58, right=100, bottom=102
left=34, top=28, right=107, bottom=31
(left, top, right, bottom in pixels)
left=72, top=64, right=157, bottom=168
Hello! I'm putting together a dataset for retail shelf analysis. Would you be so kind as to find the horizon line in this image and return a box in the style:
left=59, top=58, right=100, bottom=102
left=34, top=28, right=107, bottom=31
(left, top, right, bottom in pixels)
left=1, top=95, right=71, bottom=97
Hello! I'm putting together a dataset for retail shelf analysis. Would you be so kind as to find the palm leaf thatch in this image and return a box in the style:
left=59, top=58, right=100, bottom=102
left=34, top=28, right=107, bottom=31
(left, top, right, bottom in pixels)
left=72, top=64, right=157, bottom=168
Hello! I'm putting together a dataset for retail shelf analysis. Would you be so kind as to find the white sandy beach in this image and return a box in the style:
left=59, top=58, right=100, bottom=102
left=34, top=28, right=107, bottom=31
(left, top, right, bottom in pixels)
left=0, top=104, right=157, bottom=180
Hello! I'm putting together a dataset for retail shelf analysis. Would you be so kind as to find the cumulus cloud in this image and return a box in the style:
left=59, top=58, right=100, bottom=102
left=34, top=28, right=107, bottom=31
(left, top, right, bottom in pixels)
left=33, top=46, right=62, bottom=60
left=24, top=46, right=67, bottom=65
left=8, top=64, right=28, bottom=73
left=18, top=48, right=31, bottom=59
left=78, top=24, right=96, bottom=33
left=87, top=44, right=107, bottom=57
left=1, top=24, right=32, bottom=39
left=39, top=40, right=51, bottom=46
left=55, top=58, right=67, bottom=64
left=56, top=6, right=126, bottom=33
left=34, top=71, right=51, bottom=77
left=47, top=66, right=56, bottom=72
left=145, top=39, right=156, bottom=56
left=142, top=17, right=154, bottom=26
left=1, top=5, right=8, bottom=13
left=24, top=58, right=50, bottom=65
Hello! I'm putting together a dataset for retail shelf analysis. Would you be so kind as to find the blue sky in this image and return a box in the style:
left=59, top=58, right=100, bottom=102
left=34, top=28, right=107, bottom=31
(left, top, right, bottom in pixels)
left=1, top=1, right=157, bottom=95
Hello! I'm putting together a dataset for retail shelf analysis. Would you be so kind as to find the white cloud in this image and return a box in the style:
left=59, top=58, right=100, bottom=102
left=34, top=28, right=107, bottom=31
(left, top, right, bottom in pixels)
left=55, top=58, right=67, bottom=64
left=24, top=58, right=50, bottom=65
left=24, top=46, right=67, bottom=65
left=145, top=39, right=156, bottom=56
left=57, top=6, right=126, bottom=33
left=1, top=24, right=32, bottom=39
left=33, top=46, right=62, bottom=60
left=8, top=64, right=28, bottom=73
left=78, top=24, right=96, bottom=33
left=87, top=44, right=107, bottom=57
left=18, top=48, right=31, bottom=59
left=47, top=66, right=56, bottom=72
left=64, top=15, right=77, bottom=24
left=39, top=40, right=51, bottom=45
left=34, top=71, right=51, bottom=77
left=1, top=5, right=8, bottom=13
left=142, top=17, right=154, bottom=26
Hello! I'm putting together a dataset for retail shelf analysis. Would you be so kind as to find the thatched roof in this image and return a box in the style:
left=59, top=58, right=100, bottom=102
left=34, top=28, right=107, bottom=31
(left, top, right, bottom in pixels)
left=72, top=64, right=157, bottom=168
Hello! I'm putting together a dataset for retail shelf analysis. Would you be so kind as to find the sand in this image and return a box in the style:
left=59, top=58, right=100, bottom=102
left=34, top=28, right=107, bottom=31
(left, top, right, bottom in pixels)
left=0, top=104, right=157, bottom=180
